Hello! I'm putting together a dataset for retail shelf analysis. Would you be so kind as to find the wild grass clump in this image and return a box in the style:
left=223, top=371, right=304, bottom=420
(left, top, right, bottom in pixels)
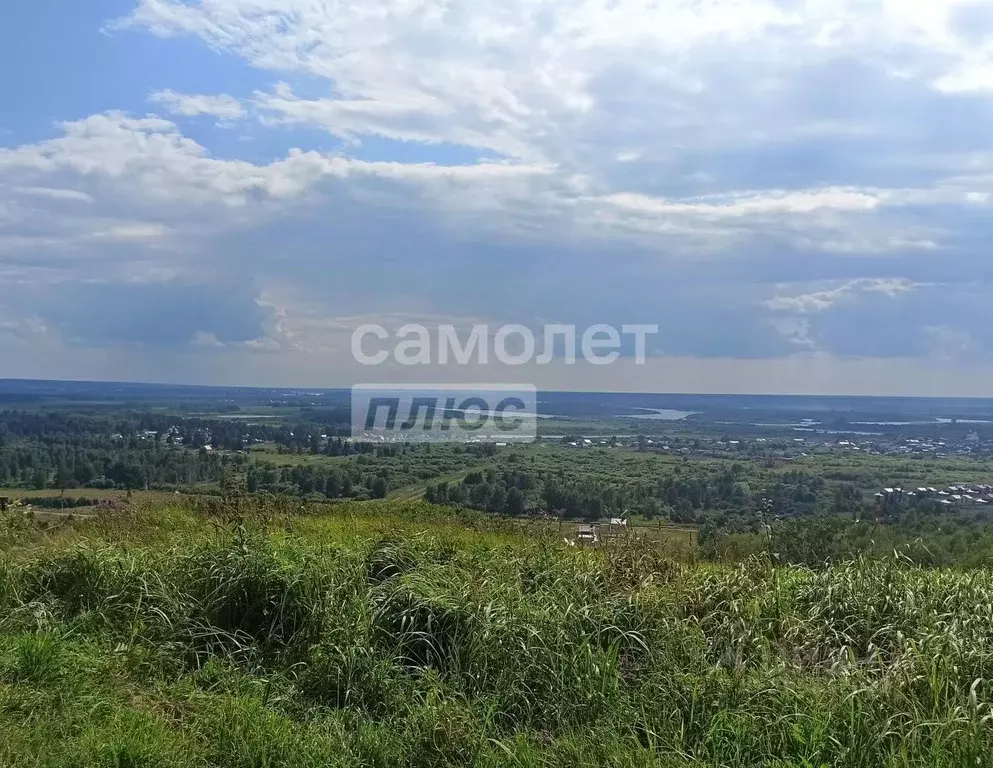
left=1, top=501, right=993, bottom=766
left=177, top=542, right=331, bottom=663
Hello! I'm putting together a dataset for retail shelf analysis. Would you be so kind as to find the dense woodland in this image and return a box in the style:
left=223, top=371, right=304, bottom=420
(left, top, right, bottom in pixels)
left=426, top=455, right=838, bottom=523
left=0, top=409, right=500, bottom=501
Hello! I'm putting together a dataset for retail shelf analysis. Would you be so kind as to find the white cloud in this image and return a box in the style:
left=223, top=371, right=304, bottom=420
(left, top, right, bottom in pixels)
left=601, top=188, right=885, bottom=217
left=0, top=112, right=548, bottom=213
left=253, top=82, right=533, bottom=159
left=89, top=223, right=170, bottom=240
left=149, top=89, right=246, bottom=120
left=75, top=2, right=993, bottom=254
left=764, top=278, right=923, bottom=313
left=2, top=0, right=993, bottom=391
left=809, top=237, right=941, bottom=254
left=111, top=0, right=993, bottom=166
left=12, top=187, right=94, bottom=203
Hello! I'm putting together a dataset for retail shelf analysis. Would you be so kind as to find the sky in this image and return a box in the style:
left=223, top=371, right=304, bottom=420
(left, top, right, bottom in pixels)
left=3, top=0, right=993, bottom=395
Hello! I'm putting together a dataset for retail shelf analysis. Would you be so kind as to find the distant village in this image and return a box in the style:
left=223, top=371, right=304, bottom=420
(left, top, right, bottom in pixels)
left=875, top=485, right=993, bottom=507
left=553, top=429, right=993, bottom=460
left=825, top=432, right=992, bottom=458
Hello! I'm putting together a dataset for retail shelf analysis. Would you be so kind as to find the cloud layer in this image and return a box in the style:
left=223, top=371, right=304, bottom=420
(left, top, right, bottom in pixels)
left=3, top=0, right=993, bottom=393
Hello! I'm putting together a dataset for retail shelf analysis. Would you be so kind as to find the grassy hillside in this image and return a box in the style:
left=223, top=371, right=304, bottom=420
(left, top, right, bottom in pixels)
left=1, top=499, right=992, bottom=767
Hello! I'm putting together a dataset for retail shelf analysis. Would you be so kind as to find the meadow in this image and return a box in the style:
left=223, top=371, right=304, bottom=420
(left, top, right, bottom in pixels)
left=1, top=498, right=992, bottom=767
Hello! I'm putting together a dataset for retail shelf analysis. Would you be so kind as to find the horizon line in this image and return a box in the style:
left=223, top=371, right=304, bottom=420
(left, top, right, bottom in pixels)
left=1, top=377, right=993, bottom=402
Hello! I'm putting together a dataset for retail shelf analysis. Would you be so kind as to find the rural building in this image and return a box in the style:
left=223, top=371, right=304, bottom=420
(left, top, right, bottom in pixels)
left=577, top=523, right=600, bottom=544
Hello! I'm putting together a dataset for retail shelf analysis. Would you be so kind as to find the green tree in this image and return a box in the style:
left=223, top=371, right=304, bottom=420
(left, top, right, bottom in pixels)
left=731, top=481, right=752, bottom=507
left=55, top=464, right=72, bottom=493
left=74, top=461, right=95, bottom=486
left=31, top=468, right=48, bottom=490
left=371, top=477, right=388, bottom=499
left=506, top=487, right=526, bottom=516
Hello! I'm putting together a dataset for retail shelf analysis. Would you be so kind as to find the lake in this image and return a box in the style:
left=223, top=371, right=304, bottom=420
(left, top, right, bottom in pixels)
left=626, top=408, right=698, bottom=421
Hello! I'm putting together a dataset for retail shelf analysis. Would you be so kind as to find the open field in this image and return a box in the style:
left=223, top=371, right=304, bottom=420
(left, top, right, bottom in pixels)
left=0, top=488, right=188, bottom=506
left=387, top=469, right=480, bottom=503
left=787, top=452, right=993, bottom=491
left=243, top=445, right=351, bottom=466
left=1, top=498, right=992, bottom=767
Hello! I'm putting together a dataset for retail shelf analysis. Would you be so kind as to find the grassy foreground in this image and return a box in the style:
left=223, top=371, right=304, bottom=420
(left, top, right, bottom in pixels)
left=1, top=499, right=992, bottom=767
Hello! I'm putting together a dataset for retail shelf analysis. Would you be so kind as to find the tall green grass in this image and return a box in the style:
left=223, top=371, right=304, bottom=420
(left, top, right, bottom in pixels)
left=0, top=501, right=992, bottom=766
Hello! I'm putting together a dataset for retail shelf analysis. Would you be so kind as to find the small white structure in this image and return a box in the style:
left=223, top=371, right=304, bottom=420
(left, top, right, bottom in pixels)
left=577, top=523, right=600, bottom=544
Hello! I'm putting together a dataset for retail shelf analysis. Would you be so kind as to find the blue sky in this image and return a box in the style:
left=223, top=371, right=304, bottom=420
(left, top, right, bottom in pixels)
left=3, top=0, right=993, bottom=395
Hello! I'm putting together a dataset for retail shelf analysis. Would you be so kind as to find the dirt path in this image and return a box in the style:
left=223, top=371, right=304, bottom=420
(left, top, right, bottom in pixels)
left=387, top=469, right=478, bottom=503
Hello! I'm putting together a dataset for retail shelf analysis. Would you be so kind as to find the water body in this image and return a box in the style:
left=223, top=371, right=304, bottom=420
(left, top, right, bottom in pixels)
left=626, top=408, right=698, bottom=421
left=461, top=410, right=555, bottom=419
left=855, top=419, right=992, bottom=426
left=794, top=428, right=883, bottom=436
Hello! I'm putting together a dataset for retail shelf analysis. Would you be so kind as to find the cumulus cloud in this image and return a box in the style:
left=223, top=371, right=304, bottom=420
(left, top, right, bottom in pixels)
left=149, top=89, right=246, bottom=120
left=104, top=0, right=993, bottom=254
left=112, top=0, right=993, bottom=170
left=0, top=111, right=549, bottom=217
left=3, top=0, right=993, bottom=391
